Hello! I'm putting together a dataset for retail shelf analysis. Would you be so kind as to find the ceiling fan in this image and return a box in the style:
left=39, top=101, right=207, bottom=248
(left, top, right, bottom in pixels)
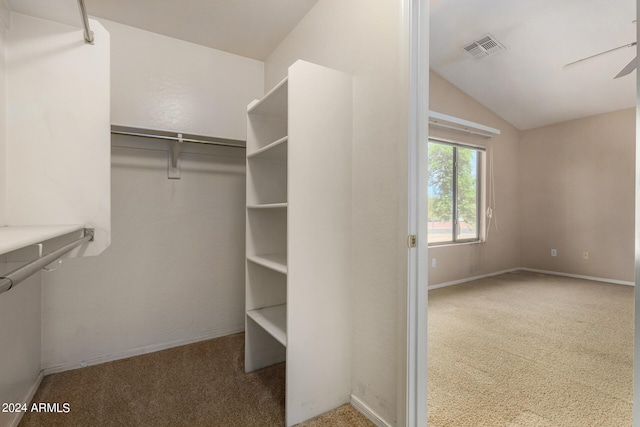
left=563, top=21, right=637, bottom=79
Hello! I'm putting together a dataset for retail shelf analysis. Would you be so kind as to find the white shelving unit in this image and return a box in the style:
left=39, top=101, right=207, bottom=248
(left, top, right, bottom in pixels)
left=245, top=60, right=353, bottom=427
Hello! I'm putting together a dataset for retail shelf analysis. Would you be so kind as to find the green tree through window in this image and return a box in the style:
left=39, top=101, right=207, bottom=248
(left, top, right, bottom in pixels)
left=428, top=140, right=481, bottom=244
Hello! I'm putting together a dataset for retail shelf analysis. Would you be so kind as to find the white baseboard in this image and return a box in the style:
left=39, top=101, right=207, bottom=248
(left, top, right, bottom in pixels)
left=8, top=370, right=44, bottom=427
left=429, top=267, right=634, bottom=290
left=350, top=395, right=392, bottom=427
left=43, top=327, right=244, bottom=376
left=428, top=268, right=520, bottom=290
left=520, top=268, right=634, bottom=286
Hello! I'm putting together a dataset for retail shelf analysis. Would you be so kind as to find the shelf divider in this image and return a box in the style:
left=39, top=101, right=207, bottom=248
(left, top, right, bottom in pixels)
left=247, top=254, right=287, bottom=274
left=247, top=136, right=288, bottom=159
left=247, top=203, right=288, bottom=210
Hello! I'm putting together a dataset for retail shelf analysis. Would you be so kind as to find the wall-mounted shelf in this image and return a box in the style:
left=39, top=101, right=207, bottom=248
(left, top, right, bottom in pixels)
left=0, top=225, right=85, bottom=256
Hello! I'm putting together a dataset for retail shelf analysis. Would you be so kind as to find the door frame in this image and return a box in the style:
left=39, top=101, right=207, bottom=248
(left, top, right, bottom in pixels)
left=404, top=0, right=429, bottom=425
left=633, top=3, right=640, bottom=424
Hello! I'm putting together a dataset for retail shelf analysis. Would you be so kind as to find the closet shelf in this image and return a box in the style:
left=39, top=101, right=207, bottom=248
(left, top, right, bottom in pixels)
left=247, top=136, right=288, bottom=160
left=247, top=77, right=288, bottom=119
left=247, top=304, right=287, bottom=346
left=247, top=254, right=287, bottom=274
left=247, top=203, right=288, bottom=210
left=0, top=224, right=85, bottom=256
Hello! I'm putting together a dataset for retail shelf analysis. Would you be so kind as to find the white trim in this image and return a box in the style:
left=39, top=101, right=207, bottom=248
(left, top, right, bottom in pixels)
left=429, top=111, right=500, bottom=138
left=428, top=268, right=520, bottom=290
left=404, top=0, right=429, bottom=426
left=8, top=371, right=43, bottom=427
left=43, top=328, right=244, bottom=375
left=428, top=267, right=634, bottom=290
left=350, top=395, right=392, bottom=427
left=428, top=136, right=487, bottom=151
left=520, top=268, right=634, bottom=286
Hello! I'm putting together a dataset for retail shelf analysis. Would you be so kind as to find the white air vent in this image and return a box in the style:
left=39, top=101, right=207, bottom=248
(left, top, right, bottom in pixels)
left=463, top=34, right=505, bottom=59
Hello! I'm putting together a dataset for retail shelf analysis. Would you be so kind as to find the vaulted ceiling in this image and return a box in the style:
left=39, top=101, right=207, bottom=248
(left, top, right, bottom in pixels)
left=6, top=0, right=319, bottom=61
left=7, top=0, right=636, bottom=130
left=430, top=0, right=636, bottom=129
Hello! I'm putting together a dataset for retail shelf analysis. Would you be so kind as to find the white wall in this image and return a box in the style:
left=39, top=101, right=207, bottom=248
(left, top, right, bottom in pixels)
left=1, top=11, right=110, bottom=426
left=0, top=265, right=41, bottom=427
left=41, top=21, right=263, bottom=372
left=266, top=1, right=408, bottom=424
left=5, top=14, right=111, bottom=255
left=428, top=71, right=522, bottom=286
left=0, top=11, right=41, bottom=427
left=100, top=18, right=263, bottom=140
left=42, top=138, right=247, bottom=371
left=0, top=6, right=6, bottom=226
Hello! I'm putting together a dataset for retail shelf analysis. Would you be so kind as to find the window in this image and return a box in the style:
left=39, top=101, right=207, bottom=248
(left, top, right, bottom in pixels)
left=428, top=139, right=484, bottom=245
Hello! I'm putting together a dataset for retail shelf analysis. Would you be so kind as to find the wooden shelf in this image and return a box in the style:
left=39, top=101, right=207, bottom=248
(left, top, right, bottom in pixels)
left=247, top=136, right=288, bottom=160
left=0, top=225, right=85, bottom=255
left=247, top=304, right=287, bottom=346
left=247, top=254, right=287, bottom=274
left=247, top=203, right=288, bottom=210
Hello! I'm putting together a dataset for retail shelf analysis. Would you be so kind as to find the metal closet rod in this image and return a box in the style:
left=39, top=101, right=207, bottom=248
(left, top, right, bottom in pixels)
left=111, top=125, right=246, bottom=149
left=0, top=229, right=94, bottom=296
left=77, top=0, right=94, bottom=45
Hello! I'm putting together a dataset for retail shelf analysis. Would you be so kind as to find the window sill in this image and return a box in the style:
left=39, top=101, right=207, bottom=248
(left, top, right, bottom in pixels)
left=428, top=240, right=485, bottom=249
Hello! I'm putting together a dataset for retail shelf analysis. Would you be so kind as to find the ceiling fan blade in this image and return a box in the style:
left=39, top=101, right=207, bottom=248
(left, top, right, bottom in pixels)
left=614, top=56, right=637, bottom=79
left=563, top=42, right=636, bottom=69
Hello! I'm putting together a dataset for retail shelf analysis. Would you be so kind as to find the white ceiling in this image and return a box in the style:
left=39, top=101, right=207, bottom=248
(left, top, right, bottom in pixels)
left=430, top=0, right=637, bottom=129
left=6, top=0, right=636, bottom=130
left=6, top=0, right=319, bottom=61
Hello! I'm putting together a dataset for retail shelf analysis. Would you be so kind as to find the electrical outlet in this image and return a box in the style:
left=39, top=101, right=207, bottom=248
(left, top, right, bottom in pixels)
left=583, top=251, right=589, bottom=260
left=431, top=258, right=436, bottom=268
left=551, top=249, right=557, bottom=257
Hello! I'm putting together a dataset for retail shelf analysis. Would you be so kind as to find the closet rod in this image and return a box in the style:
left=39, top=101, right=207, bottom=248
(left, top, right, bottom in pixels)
left=111, top=125, right=246, bottom=149
left=77, top=0, right=94, bottom=45
left=0, top=229, right=94, bottom=295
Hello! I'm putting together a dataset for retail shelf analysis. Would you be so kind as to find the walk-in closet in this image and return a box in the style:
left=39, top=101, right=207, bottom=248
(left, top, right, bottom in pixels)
left=0, top=1, right=422, bottom=426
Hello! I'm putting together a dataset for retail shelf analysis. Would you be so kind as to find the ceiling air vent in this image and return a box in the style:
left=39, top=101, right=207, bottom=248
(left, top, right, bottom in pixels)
left=463, top=34, right=505, bottom=59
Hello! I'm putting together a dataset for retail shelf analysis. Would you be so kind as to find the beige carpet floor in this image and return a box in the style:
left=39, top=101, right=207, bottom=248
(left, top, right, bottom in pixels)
left=428, top=270, right=634, bottom=427
left=19, top=270, right=633, bottom=426
left=19, top=333, right=373, bottom=427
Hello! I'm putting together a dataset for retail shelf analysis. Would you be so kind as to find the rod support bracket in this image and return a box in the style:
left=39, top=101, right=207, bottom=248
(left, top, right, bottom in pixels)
left=168, top=134, right=182, bottom=179
left=84, top=228, right=95, bottom=241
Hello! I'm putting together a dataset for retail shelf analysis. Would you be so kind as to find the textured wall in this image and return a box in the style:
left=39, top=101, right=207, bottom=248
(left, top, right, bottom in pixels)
left=428, top=71, right=635, bottom=285
left=42, top=139, right=247, bottom=371
left=100, top=18, right=263, bottom=141
left=5, top=14, right=111, bottom=255
left=428, top=71, right=522, bottom=285
left=265, top=1, right=407, bottom=424
left=519, top=108, right=635, bottom=282
left=40, top=20, right=263, bottom=372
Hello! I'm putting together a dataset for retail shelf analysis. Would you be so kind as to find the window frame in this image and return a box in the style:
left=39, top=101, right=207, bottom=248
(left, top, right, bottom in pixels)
left=427, top=137, right=485, bottom=246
